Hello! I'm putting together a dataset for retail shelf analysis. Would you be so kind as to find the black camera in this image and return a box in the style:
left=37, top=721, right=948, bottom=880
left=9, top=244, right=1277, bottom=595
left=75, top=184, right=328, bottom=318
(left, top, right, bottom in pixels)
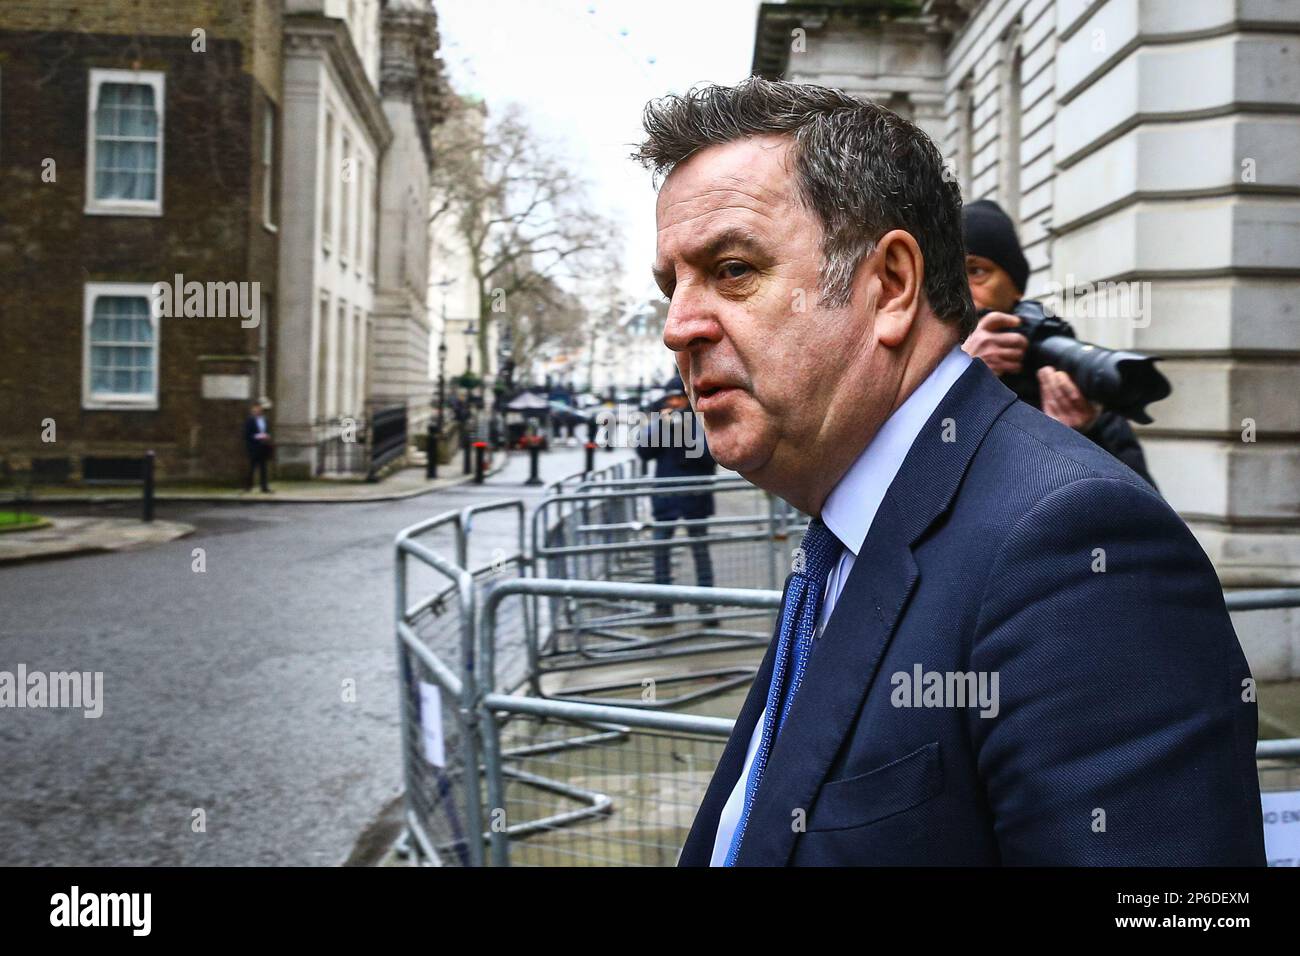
left=979, top=300, right=1171, bottom=424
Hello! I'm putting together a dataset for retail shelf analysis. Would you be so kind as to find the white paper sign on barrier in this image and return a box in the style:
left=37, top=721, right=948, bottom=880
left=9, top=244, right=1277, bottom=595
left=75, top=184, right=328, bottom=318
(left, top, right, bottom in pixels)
left=418, top=681, right=446, bottom=768
left=1262, top=790, right=1300, bottom=867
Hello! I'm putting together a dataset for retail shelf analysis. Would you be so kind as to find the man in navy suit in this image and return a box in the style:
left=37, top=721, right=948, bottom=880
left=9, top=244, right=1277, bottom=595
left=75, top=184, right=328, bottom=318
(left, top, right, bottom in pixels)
left=636, top=374, right=718, bottom=623
left=243, top=401, right=273, bottom=493
left=637, top=78, right=1264, bottom=865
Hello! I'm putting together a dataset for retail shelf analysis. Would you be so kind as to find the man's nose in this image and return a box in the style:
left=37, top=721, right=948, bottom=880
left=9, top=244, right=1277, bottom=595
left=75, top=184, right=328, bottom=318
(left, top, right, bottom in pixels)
left=662, top=286, right=722, bottom=353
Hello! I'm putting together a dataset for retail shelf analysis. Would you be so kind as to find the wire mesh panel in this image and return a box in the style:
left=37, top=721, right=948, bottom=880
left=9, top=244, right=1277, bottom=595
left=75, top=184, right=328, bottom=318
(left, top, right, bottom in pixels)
left=489, top=714, right=725, bottom=867
left=394, top=509, right=482, bottom=866
left=485, top=585, right=778, bottom=710
left=475, top=579, right=782, bottom=867
left=395, top=501, right=539, bottom=864
left=533, top=477, right=792, bottom=675
left=398, top=601, right=478, bottom=867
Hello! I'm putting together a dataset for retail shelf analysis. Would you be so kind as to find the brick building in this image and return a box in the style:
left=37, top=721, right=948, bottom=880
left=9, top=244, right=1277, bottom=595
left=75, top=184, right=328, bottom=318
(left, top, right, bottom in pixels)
left=0, top=0, right=452, bottom=484
left=0, top=0, right=283, bottom=483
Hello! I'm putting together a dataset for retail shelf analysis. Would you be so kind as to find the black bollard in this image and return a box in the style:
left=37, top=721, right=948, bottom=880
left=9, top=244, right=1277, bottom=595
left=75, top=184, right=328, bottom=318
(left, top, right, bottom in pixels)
left=525, top=441, right=542, bottom=486
left=473, top=441, right=486, bottom=484
left=426, top=423, right=438, bottom=480
left=142, top=450, right=155, bottom=523
left=462, top=430, right=471, bottom=475
left=584, top=441, right=595, bottom=475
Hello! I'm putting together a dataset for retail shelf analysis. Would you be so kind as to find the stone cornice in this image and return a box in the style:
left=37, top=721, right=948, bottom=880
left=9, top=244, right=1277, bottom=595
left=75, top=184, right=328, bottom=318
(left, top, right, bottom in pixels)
left=380, top=5, right=451, bottom=167
left=752, top=1, right=958, bottom=78
left=284, top=14, right=393, bottom=151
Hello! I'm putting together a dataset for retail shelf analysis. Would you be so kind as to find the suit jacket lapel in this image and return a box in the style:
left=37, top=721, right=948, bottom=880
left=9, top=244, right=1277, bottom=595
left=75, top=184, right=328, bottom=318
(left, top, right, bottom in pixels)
left=735, top=357, right=1017, bottom=865
left=677, top=574, right=791, bottom=866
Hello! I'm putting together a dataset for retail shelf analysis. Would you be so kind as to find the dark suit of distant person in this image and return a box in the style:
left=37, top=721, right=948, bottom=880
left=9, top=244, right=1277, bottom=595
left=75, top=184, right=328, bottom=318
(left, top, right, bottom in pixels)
left=636, top=384, right=717, bottom=617
left=243, top=404, right=272, bottom=493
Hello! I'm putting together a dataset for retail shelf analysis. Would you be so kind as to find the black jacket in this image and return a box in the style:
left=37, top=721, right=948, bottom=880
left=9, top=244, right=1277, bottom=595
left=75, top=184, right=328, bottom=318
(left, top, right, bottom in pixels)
left=635, top=411, right=717, bottom=521
left=1001, top=370, right=1157, bottom=491
left=243, top=415, right=272, bottom=459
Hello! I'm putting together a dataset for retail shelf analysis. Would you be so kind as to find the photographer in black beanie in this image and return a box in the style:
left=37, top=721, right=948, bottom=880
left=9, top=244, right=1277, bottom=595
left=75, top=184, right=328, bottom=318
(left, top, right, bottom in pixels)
left=961, top=200, right=1156, bottom=489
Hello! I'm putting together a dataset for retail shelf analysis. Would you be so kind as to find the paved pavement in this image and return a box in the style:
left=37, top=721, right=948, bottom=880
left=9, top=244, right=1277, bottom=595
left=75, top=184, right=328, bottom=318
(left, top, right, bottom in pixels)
left=17, top=456, right=511, bottom=506
left=0, top=516, right=194, bottom=565
left=0, top=446, right=632, bottom=865
left=0, top=456, right=514, bottom=564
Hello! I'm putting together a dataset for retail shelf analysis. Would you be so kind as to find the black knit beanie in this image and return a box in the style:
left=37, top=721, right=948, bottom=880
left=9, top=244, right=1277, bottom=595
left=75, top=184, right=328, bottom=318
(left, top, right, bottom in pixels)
left=962, top=199, right=1029, bottom=295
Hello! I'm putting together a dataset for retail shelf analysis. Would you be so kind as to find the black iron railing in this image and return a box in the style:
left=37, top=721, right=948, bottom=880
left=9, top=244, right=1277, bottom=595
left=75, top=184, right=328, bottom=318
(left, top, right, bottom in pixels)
left=367, top=405, right=408, bottom=481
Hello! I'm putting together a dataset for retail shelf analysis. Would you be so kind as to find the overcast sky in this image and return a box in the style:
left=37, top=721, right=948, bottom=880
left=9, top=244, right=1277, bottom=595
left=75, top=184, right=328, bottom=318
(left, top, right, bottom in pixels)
left=434, top=0, right=764, bottom=302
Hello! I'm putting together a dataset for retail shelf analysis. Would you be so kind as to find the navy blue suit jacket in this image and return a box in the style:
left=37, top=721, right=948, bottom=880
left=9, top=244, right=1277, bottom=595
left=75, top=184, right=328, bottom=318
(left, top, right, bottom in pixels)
left=244, top=415, right=271, bottom=459
left=635, top=412, right=717, bottom=521
left=679, top=358, right=1264, bottom=866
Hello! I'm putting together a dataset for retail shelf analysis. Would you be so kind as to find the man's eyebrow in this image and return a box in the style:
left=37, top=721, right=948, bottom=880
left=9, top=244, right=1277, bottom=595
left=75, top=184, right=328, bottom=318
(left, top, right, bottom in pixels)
left=699, top=227, right=767, bottom=260
left=651, top=228, right=769, bottom=291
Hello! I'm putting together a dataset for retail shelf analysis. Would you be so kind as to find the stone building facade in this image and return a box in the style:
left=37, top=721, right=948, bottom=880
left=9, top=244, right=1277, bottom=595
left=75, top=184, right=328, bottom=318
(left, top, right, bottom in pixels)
left=753, top=0, right=1300, bottom=674
left=370, top=0, right=449, bottom=447
left=275, top=1, right=390, bottom=478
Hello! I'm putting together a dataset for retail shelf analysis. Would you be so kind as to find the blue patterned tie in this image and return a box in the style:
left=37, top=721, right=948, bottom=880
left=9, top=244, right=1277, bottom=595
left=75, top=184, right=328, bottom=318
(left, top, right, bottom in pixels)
left=725, top=517, right=843, bottom=865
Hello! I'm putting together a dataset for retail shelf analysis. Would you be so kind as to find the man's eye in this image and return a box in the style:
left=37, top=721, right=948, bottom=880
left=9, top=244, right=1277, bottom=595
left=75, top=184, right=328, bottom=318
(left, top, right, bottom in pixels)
left=718, top=261, right=751, bottom=280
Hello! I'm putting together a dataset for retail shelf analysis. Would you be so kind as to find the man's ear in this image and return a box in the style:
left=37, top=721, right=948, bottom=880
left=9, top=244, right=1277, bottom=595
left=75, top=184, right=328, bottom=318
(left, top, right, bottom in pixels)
left=867, top=229, right=924, bottom=348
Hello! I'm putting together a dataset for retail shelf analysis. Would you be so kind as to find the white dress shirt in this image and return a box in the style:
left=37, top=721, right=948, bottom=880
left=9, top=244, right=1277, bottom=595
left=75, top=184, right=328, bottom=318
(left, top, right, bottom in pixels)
left=709, top=344, right=972, bottom=865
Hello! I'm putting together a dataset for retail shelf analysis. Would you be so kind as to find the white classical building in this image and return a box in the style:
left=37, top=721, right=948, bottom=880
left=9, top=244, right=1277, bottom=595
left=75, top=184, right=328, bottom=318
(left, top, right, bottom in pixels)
left=277, top=0, right=390, bottom=477
left=754, top=0, right=1300, bottom=676
left=370, top=0, right=449, bottom=444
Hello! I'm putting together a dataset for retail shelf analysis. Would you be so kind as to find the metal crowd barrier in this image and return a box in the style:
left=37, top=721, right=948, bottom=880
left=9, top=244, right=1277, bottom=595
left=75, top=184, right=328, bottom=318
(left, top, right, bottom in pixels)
left=394, top=499, right=533, bottom=866
left=478, top=578, right=783, bottom=866
left=532, top=475, right=786, bottom=673
left=394, top=475, right=1300, bottom=866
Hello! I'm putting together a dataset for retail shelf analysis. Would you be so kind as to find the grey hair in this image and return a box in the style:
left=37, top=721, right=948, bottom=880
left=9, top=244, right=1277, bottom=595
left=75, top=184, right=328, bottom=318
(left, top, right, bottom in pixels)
left=634, top=76, right=976, bottom=336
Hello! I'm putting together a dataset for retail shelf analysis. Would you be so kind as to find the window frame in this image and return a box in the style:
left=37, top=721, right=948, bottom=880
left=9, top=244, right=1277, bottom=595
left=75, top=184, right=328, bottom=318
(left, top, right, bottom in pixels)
left=262, top=101, right=277, bottom=232
left=340, top=132, right=351, bottom=269
left=85, top=68, right=166, bottom=217
left=82, top=282, right=161, bottom=410
left=354, top=156, right=365, bottom=278
left=322, top=108, right=335, bottom=254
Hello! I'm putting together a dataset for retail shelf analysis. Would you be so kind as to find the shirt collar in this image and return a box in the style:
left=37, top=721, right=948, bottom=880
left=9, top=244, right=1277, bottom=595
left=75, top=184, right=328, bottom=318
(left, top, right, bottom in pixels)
left=821, top=344, right=972, bottom=557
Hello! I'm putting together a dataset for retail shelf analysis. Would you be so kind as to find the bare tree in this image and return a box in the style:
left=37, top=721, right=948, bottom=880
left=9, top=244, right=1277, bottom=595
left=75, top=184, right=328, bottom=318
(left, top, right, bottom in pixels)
left=430, top=98, right=620, bottom=395
left=498, top=270, right=588, bottom=384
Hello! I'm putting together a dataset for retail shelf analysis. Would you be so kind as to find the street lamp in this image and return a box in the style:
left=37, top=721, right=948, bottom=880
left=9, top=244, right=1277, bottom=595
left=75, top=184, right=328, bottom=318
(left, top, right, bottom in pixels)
left=437, top=340, right=448, bottom=432
left=459, top=320, right=479, bottom=474
left=426, top=339, right=448, bottom=479
left=463, top=321, right=478, bottom=404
